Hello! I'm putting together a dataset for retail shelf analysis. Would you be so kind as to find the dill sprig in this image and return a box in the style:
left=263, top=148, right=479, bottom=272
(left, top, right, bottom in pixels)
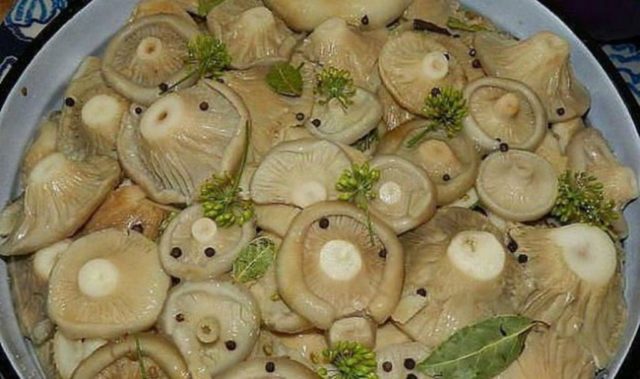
left=316, top=341, right=378, bottom=379
left=316, top=66, right=357, bottom=109
left=135, top=338, right=148, bottom=379
left=336, top=163, right=381, bottom=246
left=406, top=87, right=468, bottom=148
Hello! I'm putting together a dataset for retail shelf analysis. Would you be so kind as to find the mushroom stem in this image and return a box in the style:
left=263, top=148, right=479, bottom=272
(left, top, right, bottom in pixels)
left=81, top=94, right=126, bottom=136
left=493, top=92, right=521, bottom=118
left=196, top=317, right=221, bottom=344
left=191, top=218, right=218, bottom=243
left=77, top=258, right=120, bottom=298
left=421, top=52, right=450, bottom=80
left=319, top=240, right=363, bottom=281
left=446, top=230, right=506, bottom=281
left=378, top=181, right=402, bottom=205
left=139, top=94, right=186, bottom=141
left=136, top=36, right=164, bottom=60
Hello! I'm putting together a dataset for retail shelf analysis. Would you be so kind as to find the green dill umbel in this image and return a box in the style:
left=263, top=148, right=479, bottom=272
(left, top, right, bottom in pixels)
left=317, top=341, right=378, bottom=379
left=316, top=66, right=357, bottom=109
left=406, top=87, right=468, bottom=148
left=551, top=171, right=618, bottom=231
left=336, top=163, right=381, bottom=245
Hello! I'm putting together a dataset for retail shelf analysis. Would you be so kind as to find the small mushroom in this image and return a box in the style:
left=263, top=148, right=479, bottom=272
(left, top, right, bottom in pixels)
left=159, top=205, right=255, bottom=281
left=250, top=139, right=352, bottom=208
left=328, top=317, right=377, bottom=349
left=535, top=131, right=568, bottom=175
left=379, top=31, right=467, bottom=114
left=463, top=77, right=547, bottom=151
left=216, top=357, right=318, bottom=378
left=48, top=229, right=170, bottom=339
left=0, top=153, right=121, bottom=256
left=207, top=6, right=299, bottom=69
left=474, top=31, right=591, bottom=122
left=369, top=155, right=437, bottom=233
left=118, top=80, right=249, bottom=204
left=277, top=201, right=404, bottom=330
left=53, top=331, right=107, bottom=379
left=254, top=204, right=301, bottom=237
left=71, top=334, right=190, bottom=379
left=376, top=342, right=430, bottom=379
left=476, top=150, right=558, bottom=222
left=159, top=281, right=260, bottom=378
left=377, top=85, right=415, bottom=131
left=21, top=112, right=60, bottom=183
left=131, top=0, right=196, bottom=24
left=101, top=14, right=200, bottom=105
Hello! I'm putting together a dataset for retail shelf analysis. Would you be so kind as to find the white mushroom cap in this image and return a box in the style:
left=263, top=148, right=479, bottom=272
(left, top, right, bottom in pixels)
left=216, top=357, right=318, bottom=378
left=476, top=150, right=558, bottom=222
left=21, top=112, right=60, bottom=183
left=159, top=281, right=260, bottom=378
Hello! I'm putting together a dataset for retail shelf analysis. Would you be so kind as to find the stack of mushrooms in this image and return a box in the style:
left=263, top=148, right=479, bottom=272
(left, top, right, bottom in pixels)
left=0, top=0, right=637, bottom=378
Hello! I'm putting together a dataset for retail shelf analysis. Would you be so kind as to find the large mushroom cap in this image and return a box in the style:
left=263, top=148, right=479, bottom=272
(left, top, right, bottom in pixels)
left=0, top=153, right=120, bottom=256
left=159, top=205, right=255, bottom=281
left=48, top=228, right=170, bottom=339
left=101, top=14, right=200, bottom=105
left=476, top=150, right=558, bottom=222
left=277, top=201, right=404, bottom=330
left=159, top=281, right=260, bottom=378
left=250, top=139, right=352, bottom=208
left=376, top=342, right=430, bottom=379
left=474, top=31, right=591, bottom=123
left=118, top=80, right=249, bottom=204
left=463, top=77, right=547, bottom=151
left=369, top=155, right=437, bottom=233
left=216, top=357, right=318, bottom=378
left=21, top=112, right=60, bottom=183
left=379, top=31, right=467, bottom=114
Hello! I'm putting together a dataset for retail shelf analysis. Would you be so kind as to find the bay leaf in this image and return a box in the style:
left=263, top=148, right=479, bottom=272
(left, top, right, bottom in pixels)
left=418, top=315, right=538, bottom=379
left=232, top=237, right=276, bottom=283
left=266, top=63, right=303, bottom=97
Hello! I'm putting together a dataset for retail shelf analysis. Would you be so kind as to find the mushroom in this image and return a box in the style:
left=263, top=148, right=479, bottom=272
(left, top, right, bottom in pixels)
left=159, top=281, right=260, bottom=378
left=393, top=207, right=515, bottom=348
left=71, top=334, right=190, bottom=379
left=250, top=139, right=352, bottom=208
left=159, top=205, right=255, bottom=281
left=369, top=155, right=437, bottom=233
left=377, top=85, right=415, bottom=131
left=83, top=185, right=173, bottom=240
left=474, top=31, right=591, bottom=122
left=101, top=14, right=200, bottom=105
left=376, top=342, right=430, bottom=379
left=48, top=228, right=170, bottom=339
left=53, top=331, right=107, bottom=379
left=250, top=330, right=328, bottom=367
left=476, top=150, right=558, bottom=222
left=445, top=187, right=479, bottom=208
left=535, top=131, right=568, bottom=175
left=262, top=0, right=412, bottom=31
left=378, top=120, right=479, bottom=205
left=21, top=112, right=60, bottom=183
left=277, top=201, right=404, bottom=330
left=404, top=0, right=453, bottom=27
left=328, top=317, right=377, bottom=349
left=375, top=323, right=412, bottom=350
left=431, top=34, right=485, bottom=82
left=131, top=0, right=196, bottom=24
left=379, top=31, right=467, bottom=114
left=463, top=77, right=547, bottom=151
left=0, top=153, right=121, bottom=256
left=216, top=357, right=318, bottom=378
left=118, top=80, right=249, bottom=204
left=254, top=204, right=301, bottom=237
left=551, top=117, right=585, bottom=153
left=207, top=6, right=299, bottom=69
left=509, top=224, right=625, bottom=368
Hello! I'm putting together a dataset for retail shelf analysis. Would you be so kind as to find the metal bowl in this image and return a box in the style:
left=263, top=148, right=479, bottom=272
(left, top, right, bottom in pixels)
left=1, top=0, right=639, bottom=377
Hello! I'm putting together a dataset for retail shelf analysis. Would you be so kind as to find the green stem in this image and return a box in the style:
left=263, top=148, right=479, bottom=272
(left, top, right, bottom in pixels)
left=135, top=338, right=148, bottom=379
left=406, top=125, right=436, bottom=148
left=164, top=68, right=198, bottom=94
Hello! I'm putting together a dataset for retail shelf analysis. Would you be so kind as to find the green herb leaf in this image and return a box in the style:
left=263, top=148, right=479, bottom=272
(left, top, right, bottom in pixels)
left=266, top=63, right=304, bottom=97
left=418, top=315, right=539, bottom=379
left=407, top=87, right=468, bottom=148
left=446, top=16, right=489, bottom=32
left=232, top=237, right=276, bottom=283
left=336, top=163, right=381, bottom=245
left=317, top=341, right=378, bottom=379
left=316, top=66, right=357, bottom=109
left=135, top=338, right=149, bottom=379
left=198, top=0, right=226, bottom=16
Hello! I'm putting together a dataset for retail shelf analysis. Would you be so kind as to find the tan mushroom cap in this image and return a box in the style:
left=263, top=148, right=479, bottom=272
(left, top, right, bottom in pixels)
left=379, top=31, right=467, bottom=114
left=328, top=316, right=377, bottom=349
left=375, top=323, right=412, bottom=350
left=216, top=357, right=318, bottom=379
left=53, top=331, right=107, bottom=379
left=377, top=85, right=415, bottom=131
left=48, top=229, right=170, bottom=339
left=72, top=334, right=190, bottom=379
left=263, top=0, right=412, bottom=31
left=254, top=204, right=301, bottom=237
left=132, top=0, right=196, bottom=24
left=159, top=205, right=255, bottom=281
left=404, top=0, right=452, bottom=27
left=249, top=329, right=327, bottom=368
left=250, top=139, right=352, bottom=208
left=118, top=80, right=249, bottom=204
left=21, top=112, right=60, bottom=183
left=159, top=281, right=260, bottom=378
left=551, top=117, right=586, bottom=153
left=369, top=155, right=437, bottom=233
left=277, top=201, right=404, bottom=330
left=376, top=342, right=430, bottom=379
left=463, top=77, right=547, bottom=151
left=101, top=14, right=200, bottom=105
left=476, top=150, right=558, bottom=222
left=535, top=131, right=568, bottom=175
left=474, top=31, right=591, bottom=123
left=0, top=153, right=120, bottom=256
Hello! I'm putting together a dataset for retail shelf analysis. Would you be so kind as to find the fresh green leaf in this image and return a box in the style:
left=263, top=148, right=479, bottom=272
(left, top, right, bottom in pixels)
left=316, top=66, right=357, bottom=109
left=336, top=163, right=381, bottom=245
left=352, top=129, right=379, bottom=153
left=447, top=16, right=489, bottom=32
left=135, top=338, right=149, bottom=379
left=316, top=341, right=378, bottom=379
left=266, top=63, right=304, bottom=97
left=232, top=237, right=276, bottom=283
left=407, top=87, right=468, bottom=148
left=418, top=315, right=540, bottom=379
left=198, top=0, right=226, bottom=16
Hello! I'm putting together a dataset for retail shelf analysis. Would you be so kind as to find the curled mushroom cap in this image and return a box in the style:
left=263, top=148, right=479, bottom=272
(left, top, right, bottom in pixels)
left=217, top=357, right=318, bottom=379
left=277, top=201, right=404, bottom=330
left=263, top=0, right=412, bottom=31
left=378, top=120, right=479, bottom=205
left=72, top=334, right=190, bottom=379
left=101, top=14, right=200, bottom=105
left=132, top=0, right=196, bottom=24
left=0, top=153, right=120, bottom=256
left=379, top=31, right=467, bottom=114
left=510, top=224, right=625, bottom=367
left=393, top=207, right=514, bottom=348
left=474, top=31, right=591, bottom=122
left=159, top=205, right=255, bottom=281
left=476, top=150, right=558, bottom=222
left=118, top=80, right=249, bottom=204
left=376, top=342, right=430, bottom=379
left=53, top=331, right=107, bottom=379
left=369, top=155, right=437, bottom=233
left=159, top=281, right=260, bottom=378
left=463, top=77, right=547, bottom=151
left=21, top=112, right=60, bottom=182
left=48, top=229, right=170, bottom=339
left=250, top=139, right=352, bottom=208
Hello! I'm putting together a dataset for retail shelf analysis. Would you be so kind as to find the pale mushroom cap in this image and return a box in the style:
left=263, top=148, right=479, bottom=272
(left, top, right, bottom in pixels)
left=53, top=331, right=107, bottom=379
left=328, top=317, right=377, bottom=349
left=33, top=239, right=71, bottom=282
left=476, top=150, right=558, bottom=222
left=21, top=112, right=60, bottom=182
left=377, top=84, right=415, bottom=131
left=254, top=204, right=301, bottom=238
left=216, top=357, right=318, bottom=378
left=404, top=0, right=452, bottom=27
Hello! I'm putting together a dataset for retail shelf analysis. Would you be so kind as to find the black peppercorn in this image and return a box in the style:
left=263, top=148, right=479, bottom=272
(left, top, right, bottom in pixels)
left=296, top=112, right=305, bottom=121
left=204, top=247, right=216, bottom=257
left=404, top=358, right=416, bottom=370
left=556, top=107, right=566, bottom=116
left=319, top=217, right=330, bottom=229
left=472, top=59, right=482, bottom=68
left=431, top=87, right=441, bottom=97
left=416, top=288, right=427, bottom=297
left=171, top=277, right=181, bottom=286
left=199, top=101, right=209, bottom=111
left=170, top=247, right=182, bottom=258
left=64, top=97, right=75, bottom=107
left=499, top=143, right=509, bottom=152
left=361, top=15, right=370, bottom=25
left=407, top=374, right=418, bottom=379
left=265, top=361, right=276, bottom=372
left=444, top=52, right=450, bottom=60
left=159, top=83, right=169, bottom=92
left=312, top=119, right=322, bottom=127
left=469, top=48, right=477, bottom=57
left=443, top=174, right=451, bottom=182
left=134, top=107, right=143, bottom=115
left=382, top=361, right=393, bottom=372
left=379, top=249, right=387, bottom=259
left=131, top=223, right=144, bottom=234
left=175, top=313, right=185, bottom=322
left=225, top=340, right=237, bottom=350
left=518, top=254, right=529, bottom=264
left=507, top=239, right=518, bottom=253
